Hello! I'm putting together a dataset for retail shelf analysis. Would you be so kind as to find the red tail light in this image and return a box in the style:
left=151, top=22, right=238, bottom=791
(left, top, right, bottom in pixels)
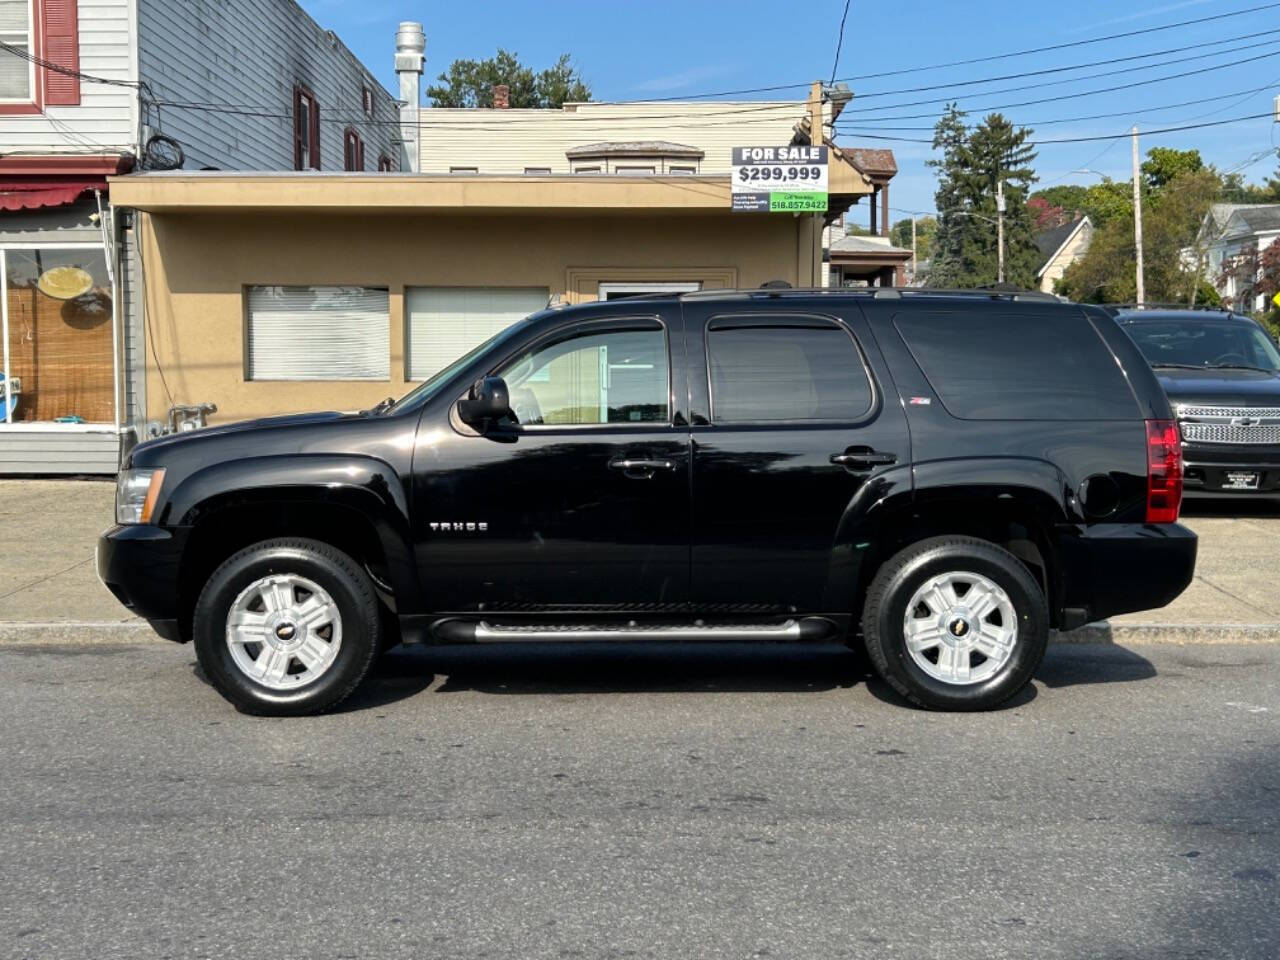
left=1145, top=419, right=1183, bottom=524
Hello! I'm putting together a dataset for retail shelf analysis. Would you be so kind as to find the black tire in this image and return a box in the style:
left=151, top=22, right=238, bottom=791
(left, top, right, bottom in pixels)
left=861, top=536, right=1048, bottom=711
left=193, top=538, right=382, bottom=716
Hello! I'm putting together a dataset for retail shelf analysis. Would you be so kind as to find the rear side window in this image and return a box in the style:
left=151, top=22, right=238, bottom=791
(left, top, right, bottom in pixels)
left=708, top=322, right=873, bottom=422
left=894, top=311, right=1137, bottom=420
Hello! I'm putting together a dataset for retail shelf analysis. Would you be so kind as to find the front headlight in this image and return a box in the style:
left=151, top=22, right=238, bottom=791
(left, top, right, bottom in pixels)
left=116, top=468, right=166, bottom=524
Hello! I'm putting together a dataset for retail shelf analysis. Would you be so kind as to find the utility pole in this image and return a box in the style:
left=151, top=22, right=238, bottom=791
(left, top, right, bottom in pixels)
left=995, top=172, right=1006, bottom=285
left=1131, top=125, right=1145, bottom=306
left=911, top=216, right=917, bottom=283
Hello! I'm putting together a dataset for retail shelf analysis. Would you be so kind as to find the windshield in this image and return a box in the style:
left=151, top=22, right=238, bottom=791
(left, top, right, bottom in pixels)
left=385, top=319, right=534, bottom=414
left=1125, top=319, right=1280, bottom=373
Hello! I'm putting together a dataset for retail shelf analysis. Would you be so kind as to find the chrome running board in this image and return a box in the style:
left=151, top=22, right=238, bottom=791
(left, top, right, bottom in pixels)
left=430, top=617, right=839, bottom=644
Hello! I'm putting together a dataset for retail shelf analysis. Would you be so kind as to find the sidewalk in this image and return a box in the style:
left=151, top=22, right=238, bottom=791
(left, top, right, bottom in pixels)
left=0, top=479, right=1277, bottom=643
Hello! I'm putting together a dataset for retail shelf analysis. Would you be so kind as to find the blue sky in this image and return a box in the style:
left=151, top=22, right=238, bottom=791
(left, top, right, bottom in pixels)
left=300, top=0, right=1280, bottom=223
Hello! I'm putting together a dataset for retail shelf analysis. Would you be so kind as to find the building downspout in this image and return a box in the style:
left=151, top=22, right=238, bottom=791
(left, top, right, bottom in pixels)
left=395, top=22, right=426, bottom=173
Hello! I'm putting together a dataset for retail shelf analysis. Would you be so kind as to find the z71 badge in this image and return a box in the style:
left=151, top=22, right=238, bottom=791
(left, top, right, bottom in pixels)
left=429, top=522, right=488, bottom=532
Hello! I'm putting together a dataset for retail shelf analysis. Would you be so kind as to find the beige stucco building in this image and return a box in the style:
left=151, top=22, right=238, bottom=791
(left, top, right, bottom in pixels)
left=108, top=91, right=898, bottom=430
left=112, top=169, right=856, bottom=427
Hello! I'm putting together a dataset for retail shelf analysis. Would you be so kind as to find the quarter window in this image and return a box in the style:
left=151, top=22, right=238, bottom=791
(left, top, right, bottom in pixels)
left=497, top=326, right=669, bottom=426
left=246, top=285, right=389, bottom=381
left=708, top=322, right=873, bottom=422
left=894, top=311, right=1138, bottom=420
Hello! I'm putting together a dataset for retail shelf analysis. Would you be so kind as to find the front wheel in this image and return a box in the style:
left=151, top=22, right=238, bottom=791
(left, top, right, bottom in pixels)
left=861, top=536, right=1048, bottom=711
left=193, top=538, right=382, bottom=716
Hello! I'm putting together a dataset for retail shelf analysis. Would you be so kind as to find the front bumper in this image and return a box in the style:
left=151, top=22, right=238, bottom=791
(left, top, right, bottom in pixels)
left=1182, top=444, right=1280, bottom=496
left=1055, top=522, right=1197, bottom=626
left=96, top=524, right=189, bottom=642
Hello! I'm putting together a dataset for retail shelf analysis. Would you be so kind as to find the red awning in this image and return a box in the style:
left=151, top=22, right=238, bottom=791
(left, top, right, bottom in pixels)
left=0, top=179, right=104, bottom=211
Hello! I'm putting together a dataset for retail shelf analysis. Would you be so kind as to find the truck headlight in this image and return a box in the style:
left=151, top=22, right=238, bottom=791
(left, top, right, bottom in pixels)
left=116, top=468, right=166, bottom=525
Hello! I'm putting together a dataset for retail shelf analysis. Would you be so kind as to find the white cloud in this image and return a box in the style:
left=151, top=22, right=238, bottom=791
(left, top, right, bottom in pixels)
left=1065, top=0, right=1211, bottom=34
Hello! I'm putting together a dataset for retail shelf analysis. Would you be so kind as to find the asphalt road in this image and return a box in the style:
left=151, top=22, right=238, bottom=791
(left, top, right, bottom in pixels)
left=2, top=641, right=1277, bottom=960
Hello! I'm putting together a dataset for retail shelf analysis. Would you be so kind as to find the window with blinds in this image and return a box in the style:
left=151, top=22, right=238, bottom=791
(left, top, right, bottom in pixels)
left=0, top=0, right=32, bottom=101
left=405, top=287, right=548, bottom=381
left=247, top=285, right=389, bottom=381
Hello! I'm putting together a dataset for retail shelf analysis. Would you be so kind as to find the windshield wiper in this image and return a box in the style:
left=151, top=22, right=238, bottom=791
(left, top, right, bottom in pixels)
left=1206, top=363, right=1277, bottom=373
left=367, top=396, right=395, bottom=415
left=1150, top=362, right=1210, bottom=370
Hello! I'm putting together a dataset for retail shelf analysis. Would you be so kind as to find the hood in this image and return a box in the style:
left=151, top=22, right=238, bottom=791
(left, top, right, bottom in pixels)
left=129, top=410, right=356, bottom=461
left=1155, top=368, right=1280, bottom=407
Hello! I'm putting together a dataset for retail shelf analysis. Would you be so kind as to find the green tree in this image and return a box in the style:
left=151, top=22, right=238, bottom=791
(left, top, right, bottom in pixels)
left=1141, top=147, right=1203, bottom=192
left=426, top=49, right=590, bottom=108
left=926, top=106, right=1040, bottom=288
left=1058, top=168, right=1221, bottom=303
left=890, top=215, right=937, bottom=263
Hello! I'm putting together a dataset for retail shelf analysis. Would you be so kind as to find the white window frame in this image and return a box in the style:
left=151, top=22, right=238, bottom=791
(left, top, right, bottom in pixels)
left=0, top=0, right=35, bottom=104
left=0, top=241, right=122, bottom=429
left=598, top=281, right=701, bottom=301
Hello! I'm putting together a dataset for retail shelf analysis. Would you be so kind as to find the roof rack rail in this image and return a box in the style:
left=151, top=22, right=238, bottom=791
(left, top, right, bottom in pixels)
left=678, top=286, right=1065, bottom=303
left=1101, top=302, right=1231, bottom=313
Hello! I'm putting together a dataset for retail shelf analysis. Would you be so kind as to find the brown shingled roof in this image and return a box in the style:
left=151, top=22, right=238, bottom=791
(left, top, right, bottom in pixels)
left=843, top=148, right=897, bottom=177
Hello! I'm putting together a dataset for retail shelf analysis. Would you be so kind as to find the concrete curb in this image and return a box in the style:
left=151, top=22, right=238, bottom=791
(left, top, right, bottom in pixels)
left=2, top=620, right=1280, bottom=645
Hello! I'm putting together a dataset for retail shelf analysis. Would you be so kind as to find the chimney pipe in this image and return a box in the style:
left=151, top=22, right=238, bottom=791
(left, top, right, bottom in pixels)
left=394, top=21, right=425, bottom=172
left=492, top=84, right=509, bottom=109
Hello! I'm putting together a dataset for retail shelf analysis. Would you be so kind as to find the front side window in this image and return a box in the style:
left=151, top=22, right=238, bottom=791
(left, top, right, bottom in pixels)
left=708, top=322, right=873, bottom=423
left=247, top=285, right=389, bottom=381
left=1126, top=319, right=1280, bottom=373
left=497, top=326, right=669, bottom=426
left=0, top=0, right=32, bottom=101
left=3, top=247, right=115, bottom=424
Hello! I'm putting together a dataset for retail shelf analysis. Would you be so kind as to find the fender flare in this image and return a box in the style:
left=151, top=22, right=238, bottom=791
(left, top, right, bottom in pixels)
left=164, top=454, right=419, bottom=610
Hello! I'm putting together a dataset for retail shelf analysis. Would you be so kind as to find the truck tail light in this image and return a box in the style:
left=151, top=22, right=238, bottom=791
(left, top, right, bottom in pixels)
left=1145, top=419, right=1182, bottom=524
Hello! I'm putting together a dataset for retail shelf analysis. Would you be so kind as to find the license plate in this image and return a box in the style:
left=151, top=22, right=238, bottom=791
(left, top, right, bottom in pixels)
left=1223, top=471, right=1261, bottom=490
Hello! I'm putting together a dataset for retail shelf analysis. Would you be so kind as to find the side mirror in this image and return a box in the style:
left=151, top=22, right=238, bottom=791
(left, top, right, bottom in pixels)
left=457, top=376, right=510, bottom=430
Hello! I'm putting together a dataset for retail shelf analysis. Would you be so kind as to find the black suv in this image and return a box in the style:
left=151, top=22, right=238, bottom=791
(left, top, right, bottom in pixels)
left=1111, top=306, right=1280, bottom=498
left=98, top=289, right=1196, bottom=715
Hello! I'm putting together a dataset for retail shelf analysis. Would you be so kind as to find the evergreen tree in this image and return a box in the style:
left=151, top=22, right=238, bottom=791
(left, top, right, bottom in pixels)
left=926, top=106, right=1040, bottom=288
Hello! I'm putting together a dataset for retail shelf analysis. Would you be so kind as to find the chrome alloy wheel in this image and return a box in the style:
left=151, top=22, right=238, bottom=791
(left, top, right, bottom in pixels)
left=902, top=570, right=1017, bottom=685
left=225, top=574, right=343, bottom=690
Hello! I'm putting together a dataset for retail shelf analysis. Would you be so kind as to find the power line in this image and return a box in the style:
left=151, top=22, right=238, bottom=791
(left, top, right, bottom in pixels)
left=830, top=0, right=852, bottom=85
left=843, top=110, right=1276, bottom=146
left=0, top=38, right=139, bottom=87
left=841, top=81, right=1280, bottom=131
left=829, top=1, right=1280, bottom=83
left=837, top=46, right=1280, bottom=124
left=849, top=27, right=1280, bottom=102
left=837, top=37, right=1280, bottom=117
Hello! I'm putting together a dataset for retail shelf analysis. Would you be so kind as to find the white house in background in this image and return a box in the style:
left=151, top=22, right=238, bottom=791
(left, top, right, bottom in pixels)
left=1191, top=203, right=1280, bottom=311
left=0, top=0, right=398, bottom=474
left=1034, top=216, right=1094, bottom=294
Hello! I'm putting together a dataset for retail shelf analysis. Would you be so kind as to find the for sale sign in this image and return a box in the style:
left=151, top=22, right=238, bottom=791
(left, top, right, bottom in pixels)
left=731, top=146, right=828, bottom=212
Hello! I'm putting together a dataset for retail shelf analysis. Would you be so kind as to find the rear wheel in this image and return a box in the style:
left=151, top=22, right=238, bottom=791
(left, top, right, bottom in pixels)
left=193, top=538, right=381, bottom=716
left=861, top=536, right=1048, bottom=710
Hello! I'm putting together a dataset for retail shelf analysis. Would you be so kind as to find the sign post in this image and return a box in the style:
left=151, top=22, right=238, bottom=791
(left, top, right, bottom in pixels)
left=731, top=146, right=828, bottom=213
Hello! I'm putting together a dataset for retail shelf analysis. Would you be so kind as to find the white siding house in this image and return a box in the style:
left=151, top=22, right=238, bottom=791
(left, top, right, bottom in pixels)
left=0, top=0, right=398, bottom=474
left=1193, top=203, right=1280, bottom=312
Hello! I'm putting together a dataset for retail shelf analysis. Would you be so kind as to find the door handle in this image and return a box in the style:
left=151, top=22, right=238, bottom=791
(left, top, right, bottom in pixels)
left=608, top=457, right=677, bottom=477
left=830, top=449, right=897, bottom=470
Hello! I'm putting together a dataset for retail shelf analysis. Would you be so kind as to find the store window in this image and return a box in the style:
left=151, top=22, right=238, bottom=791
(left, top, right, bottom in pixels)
left=246, top=285, right=389, bottom=381
left=405, top=286, right=548, bottom=380
left=2, top=247, right=116, bottom=425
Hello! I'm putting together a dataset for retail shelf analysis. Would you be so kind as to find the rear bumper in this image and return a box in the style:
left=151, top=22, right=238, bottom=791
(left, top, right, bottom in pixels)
left=96, top=524, right=188, bottom=642
left=1055, top=522, right=1197, bottom=626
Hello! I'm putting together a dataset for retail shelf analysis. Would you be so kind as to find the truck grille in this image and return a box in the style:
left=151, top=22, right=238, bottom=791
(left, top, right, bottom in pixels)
left=1177, top=404, right=1280, bottom=445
